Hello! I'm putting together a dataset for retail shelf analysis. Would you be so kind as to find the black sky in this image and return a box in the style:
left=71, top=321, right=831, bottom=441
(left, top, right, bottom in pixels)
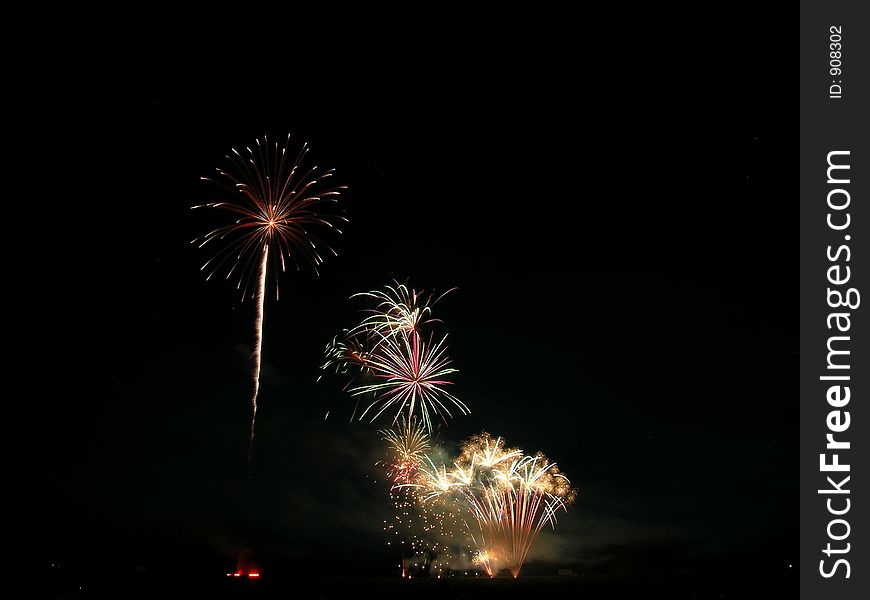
left=6, top=19, right=795, bottom=580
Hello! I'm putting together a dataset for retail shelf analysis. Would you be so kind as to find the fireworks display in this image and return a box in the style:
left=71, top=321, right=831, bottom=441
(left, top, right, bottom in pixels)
left=320, top=280, right=468, bottom=432
left=321, top=280, right=579, bottom=577
left=193, top=133, right=346, bottom=459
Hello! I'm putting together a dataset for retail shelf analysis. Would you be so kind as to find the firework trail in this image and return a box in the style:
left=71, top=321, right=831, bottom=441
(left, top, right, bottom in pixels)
left=320, top=280, right=467, bottom=433
left=193, top=133, right=346, bottom=461
left=249, top=247, right=268, bottom=449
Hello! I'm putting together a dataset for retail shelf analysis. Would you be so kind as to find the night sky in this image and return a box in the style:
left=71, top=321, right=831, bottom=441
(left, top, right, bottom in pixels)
left=7, top=20, right=795, bottom=583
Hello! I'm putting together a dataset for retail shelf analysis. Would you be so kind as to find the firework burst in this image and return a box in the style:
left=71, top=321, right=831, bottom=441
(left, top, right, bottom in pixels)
left=379, top=417, right=430, bottom=485
left=321, top=280, right=467, bottom=433
left=349, top=280, right=455, bottom=339
left=457, top=433, right=522, bottom=469
left=193, top=133, right=346, bottom=460
left=352, top=329, right=468, bottom=432
left=417, top=433, right=578, bottom=577
left=465, top=454, right=573, bottom=577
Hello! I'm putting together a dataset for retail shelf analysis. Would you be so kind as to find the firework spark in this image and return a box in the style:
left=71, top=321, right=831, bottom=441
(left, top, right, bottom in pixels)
left=472, top=548, right=500, bottom=577
left=193, top=133, right=346, bottom=460
left=379, top=420, right=464, bottom=577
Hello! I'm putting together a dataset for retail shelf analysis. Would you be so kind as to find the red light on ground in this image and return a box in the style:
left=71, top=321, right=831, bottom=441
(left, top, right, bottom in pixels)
left=248, top=572, right=260, bottom=578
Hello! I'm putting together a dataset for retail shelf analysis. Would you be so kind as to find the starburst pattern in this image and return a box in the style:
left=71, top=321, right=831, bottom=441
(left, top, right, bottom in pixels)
left=193, top=133, right=346, bottom=459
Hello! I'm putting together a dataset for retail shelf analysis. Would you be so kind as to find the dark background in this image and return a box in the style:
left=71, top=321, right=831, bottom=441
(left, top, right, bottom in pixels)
left=5, top=15, right=795, bottom=597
